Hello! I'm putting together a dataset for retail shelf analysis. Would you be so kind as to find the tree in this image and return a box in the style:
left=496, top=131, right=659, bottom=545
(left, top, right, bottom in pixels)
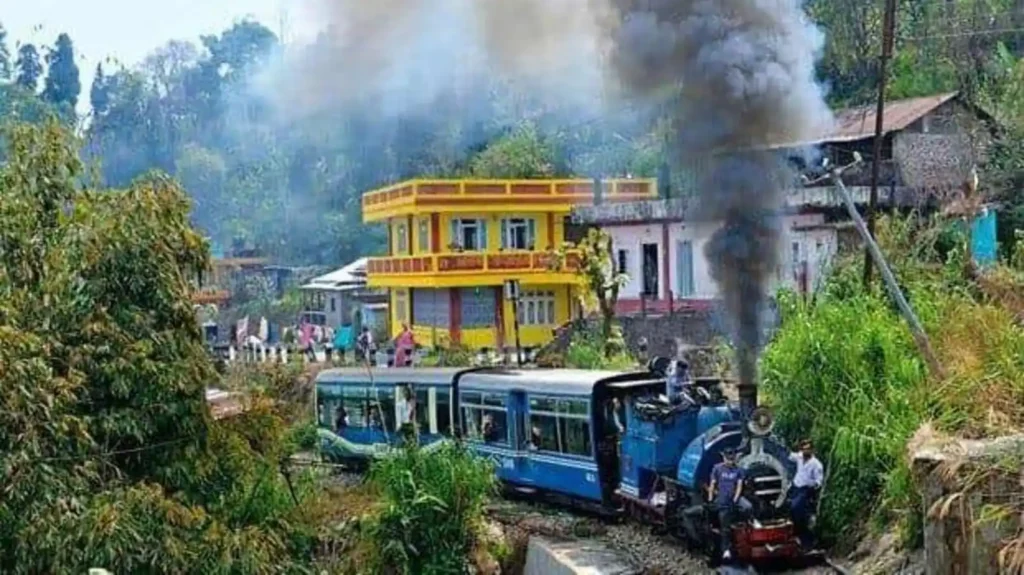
left=0, top=23, right=11, bottom=80
left=468, top=123, right=557, bottom=178
left=558, top=227, right=628, bottom=357
left=42, top=33, right=81, bottom=112
left=88, top=63, right=110, bottom=116
left=14, top=44, right=42, bottom=92
left=0, top=121, right=325, bottom=572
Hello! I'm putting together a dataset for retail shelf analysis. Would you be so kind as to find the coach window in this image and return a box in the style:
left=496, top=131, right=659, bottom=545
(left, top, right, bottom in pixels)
left=341, top=387, right=369, bottom=428
left=371, top=389, right=396, bottom=432
left=461, top=391, right=508, bottom=444
left=528, top=396, right=592, bottom=457
left=436, top=388, right=452, bottom=435
left=415, top=387, right=430, bottom=431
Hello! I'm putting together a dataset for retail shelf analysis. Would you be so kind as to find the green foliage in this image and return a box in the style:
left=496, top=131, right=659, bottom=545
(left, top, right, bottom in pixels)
left=559, top=228, right=628, bottom=357
left=0, top=23, right=11, bottom=80
left=13, top=44, right=42, bottom=92
left=564, top=328, right=635, bottom=370
left=0, top=121, right=331, bottom=573
left=469, top=122, right=556, bottom=178
left=762, top=215, right=1024, bottom=548
left=364, top=442, right=496, bottom=574
left=41, top=33, right=82, bottom=113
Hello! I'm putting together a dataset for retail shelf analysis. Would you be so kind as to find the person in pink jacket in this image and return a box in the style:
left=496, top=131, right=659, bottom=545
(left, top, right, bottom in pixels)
left=394, top=323, right=416, bottom=367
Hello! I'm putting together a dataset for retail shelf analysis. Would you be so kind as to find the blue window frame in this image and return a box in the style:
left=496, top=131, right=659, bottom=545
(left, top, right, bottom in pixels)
left=527, top=396, right=592, bottom=457
left=460, top=391, right=509, bottom=445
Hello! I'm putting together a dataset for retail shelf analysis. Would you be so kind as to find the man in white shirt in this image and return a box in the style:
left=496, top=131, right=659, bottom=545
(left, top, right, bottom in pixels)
left=788, top=439, right=823, bottom=549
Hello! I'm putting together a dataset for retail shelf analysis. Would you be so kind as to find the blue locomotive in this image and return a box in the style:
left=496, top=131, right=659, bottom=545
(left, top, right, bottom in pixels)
left=313, top=360, right=812, bottom=563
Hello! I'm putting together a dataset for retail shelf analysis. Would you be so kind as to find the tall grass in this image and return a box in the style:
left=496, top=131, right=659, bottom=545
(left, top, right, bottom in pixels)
left=363, top=442, right=497, bottom=574
left=761, top=215, right=1024, bottom=548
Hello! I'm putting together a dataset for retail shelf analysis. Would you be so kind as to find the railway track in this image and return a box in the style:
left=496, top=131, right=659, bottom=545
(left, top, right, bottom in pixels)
left=309, top=462, right=851, bottom=575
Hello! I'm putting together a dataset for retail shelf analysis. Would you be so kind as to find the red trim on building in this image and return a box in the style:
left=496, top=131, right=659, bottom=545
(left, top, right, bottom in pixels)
left=614, top=297, right=715, bottom=316
left=546, top=213, right=554, bottom=249
left=449, top=288, right=462, bottom=345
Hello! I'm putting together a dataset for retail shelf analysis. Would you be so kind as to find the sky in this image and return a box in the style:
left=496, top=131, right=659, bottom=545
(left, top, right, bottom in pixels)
left=4, top=0, right=322, bottom=113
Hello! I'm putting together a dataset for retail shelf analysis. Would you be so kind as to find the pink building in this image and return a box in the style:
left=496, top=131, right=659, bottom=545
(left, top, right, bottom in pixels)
left=571, top=197, right=842, bottom=316
left=571, top=91, right=989, bottom=317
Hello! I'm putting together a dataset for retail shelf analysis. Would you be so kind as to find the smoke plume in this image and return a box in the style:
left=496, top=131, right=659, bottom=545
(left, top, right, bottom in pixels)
left=597, top=0, right=833, bottom=411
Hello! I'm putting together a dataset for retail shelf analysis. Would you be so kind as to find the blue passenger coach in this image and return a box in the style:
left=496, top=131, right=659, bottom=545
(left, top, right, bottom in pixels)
left=454, top=368, right=663, bottom=505
left=315, top=367, right=476, bottom=462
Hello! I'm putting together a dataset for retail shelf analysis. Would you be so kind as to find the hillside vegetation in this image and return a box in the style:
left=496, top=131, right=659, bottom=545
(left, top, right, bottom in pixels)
left=762, top=215, right=1024, bottom=553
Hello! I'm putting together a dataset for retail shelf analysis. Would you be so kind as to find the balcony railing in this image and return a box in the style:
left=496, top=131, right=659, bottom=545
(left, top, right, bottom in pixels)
left=367, top=250, right=582, bottom=276
left=362, top=178, right=657, bottom=217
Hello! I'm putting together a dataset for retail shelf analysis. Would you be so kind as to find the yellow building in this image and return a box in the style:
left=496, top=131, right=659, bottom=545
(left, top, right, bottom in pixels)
left=362, top=178, right=657, bottom=350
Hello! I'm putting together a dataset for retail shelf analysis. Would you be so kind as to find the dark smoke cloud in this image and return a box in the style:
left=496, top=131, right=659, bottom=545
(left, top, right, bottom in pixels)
left=598, top=0, right=833, bottom=408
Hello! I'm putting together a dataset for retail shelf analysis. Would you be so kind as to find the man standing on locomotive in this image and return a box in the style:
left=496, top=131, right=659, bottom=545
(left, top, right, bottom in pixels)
left=708, top=447, right=745, bottom=560
left=789, top=440, right=824, bottom=549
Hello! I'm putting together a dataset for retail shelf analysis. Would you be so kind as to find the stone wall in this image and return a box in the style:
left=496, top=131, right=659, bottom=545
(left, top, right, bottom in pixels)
left=542, top=302, right=779, bottom=376
left=910, top=427, right=1024, bottom=575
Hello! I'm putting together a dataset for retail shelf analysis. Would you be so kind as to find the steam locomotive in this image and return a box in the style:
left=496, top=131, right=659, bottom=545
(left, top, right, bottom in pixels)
left=314, top=359, right=818, bottom=565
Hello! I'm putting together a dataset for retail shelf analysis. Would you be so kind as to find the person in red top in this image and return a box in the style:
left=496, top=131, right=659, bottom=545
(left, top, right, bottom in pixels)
left=394, top=323, right=416, bottom=367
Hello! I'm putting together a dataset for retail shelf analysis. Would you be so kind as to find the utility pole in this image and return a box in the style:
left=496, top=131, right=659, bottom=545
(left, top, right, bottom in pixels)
left=832, top=168, right=945, bottom=381
left=864, top=0, right=898, bottom=286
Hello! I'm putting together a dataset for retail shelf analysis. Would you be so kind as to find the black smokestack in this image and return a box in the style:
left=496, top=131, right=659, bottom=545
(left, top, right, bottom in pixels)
left=597, top=0, right=834, bottom=416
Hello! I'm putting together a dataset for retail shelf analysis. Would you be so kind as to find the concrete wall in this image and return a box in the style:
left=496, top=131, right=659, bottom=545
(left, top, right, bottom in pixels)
left=523, top=537, right=640, bottom=575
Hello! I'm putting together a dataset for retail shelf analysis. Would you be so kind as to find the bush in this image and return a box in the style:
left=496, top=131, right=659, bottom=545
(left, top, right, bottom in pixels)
left=761, top=215, right=1024, bottom=548
left=364, top=442, right=496, bottom=574
left=564, top=327, right=636, bottom=370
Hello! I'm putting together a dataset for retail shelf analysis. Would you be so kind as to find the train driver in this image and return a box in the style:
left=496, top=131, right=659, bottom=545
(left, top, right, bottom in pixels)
left=788, top=440, right=824, bottom=549
left=708, top=448, right=746, bottom=561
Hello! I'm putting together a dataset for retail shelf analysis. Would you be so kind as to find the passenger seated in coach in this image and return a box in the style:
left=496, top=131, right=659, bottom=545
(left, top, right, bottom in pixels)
left=335, top=405, right=348, bottom=432
left=528, top=425, right=541, bottom=450
left=368, top=405, right=383, bottom=430
left=481, top=413, right=500, bottom=443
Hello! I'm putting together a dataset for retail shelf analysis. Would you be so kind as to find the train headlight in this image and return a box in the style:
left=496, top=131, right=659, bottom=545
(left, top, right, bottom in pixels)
left=747, top=406, right=775, bottom=436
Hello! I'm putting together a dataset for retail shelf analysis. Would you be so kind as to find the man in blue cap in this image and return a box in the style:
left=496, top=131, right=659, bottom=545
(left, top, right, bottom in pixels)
left=708, top=447, right=746, bottom=561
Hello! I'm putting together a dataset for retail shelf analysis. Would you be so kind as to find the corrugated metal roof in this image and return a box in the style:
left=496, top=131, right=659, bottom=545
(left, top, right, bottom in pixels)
left=301, top=258, right=368, bottom=290
left=768, top=91, right=960, bottom=148
left=829, top=92, right=959, bottom=142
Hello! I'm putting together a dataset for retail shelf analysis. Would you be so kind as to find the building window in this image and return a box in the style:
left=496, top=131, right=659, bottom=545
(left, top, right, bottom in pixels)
left=616, top=249, right=629, bottom=275
left=396, top=222, right=408, bottom=253
left=461, top=287, right=496, bottom=328
left=676, top=240, right=694, bottom=297
left=501, top=217, right=536, bottom=250
left=460, top=391, right=508, bottom=445
left=451, top=218, right=487, bottom=251
left=418, top=218, right=430, bottom=252
left=330, top=296, right=337, bottom=312
left=395, top=289, right=408, bottom=324
left=411, top=288, right=450, bottom=328
left=528, top=396, right=592, bottom=457
left=517, top=290, right=556, bottom=326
